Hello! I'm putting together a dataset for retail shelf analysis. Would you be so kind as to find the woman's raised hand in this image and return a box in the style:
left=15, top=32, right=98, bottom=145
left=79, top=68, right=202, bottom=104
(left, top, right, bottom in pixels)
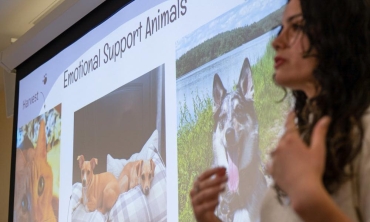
left=267, top=111, right=331, bottom=209
left=190, top=167, right=228, bottom=222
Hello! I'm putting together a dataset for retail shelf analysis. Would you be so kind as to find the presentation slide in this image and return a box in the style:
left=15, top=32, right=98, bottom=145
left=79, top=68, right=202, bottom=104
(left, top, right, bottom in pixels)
left=13, top=0, right=288, bottom=221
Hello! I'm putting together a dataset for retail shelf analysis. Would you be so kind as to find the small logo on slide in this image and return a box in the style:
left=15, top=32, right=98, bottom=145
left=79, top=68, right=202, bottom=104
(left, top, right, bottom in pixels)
left=43, top=74, right=47, bottom=85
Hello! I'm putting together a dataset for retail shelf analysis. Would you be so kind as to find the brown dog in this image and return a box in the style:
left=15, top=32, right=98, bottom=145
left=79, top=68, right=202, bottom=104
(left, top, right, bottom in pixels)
left=141, top=159, right=156, bottom=195
left=77, top=155, right=119, bottom=214
left=118, top=159, right=156, bottom=195
left=118, top=160, right=142, bottom=193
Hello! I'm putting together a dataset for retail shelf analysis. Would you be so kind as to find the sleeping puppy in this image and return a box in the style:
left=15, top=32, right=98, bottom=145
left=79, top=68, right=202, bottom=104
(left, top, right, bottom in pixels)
left=118, top=160, right=143, bottom=193
left=140, top=159, right=156, bottom=195
left=118, top=159, right=156, bottom=195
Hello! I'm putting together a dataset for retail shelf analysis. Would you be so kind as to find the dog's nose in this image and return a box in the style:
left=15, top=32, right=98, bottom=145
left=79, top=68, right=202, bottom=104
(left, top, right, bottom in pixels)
left=82, top=180, right=86, bottom=187
left=226, top=128, right=236, bottom=144
left=144, top=187, right=150, bottom=195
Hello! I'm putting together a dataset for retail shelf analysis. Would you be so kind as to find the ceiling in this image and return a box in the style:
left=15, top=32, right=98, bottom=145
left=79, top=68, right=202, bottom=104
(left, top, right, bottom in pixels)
left=0, top=0, right=67, bottom=93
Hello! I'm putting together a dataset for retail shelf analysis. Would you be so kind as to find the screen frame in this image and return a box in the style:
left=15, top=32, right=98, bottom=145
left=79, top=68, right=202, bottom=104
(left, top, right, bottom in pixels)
left=8, top=0, right=134, bottom=220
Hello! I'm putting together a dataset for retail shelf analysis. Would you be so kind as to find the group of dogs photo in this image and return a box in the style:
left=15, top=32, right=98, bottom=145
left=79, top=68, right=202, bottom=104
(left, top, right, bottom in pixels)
left=212, top=58, right=268, bottom=222
left=14, top=106, right=61, bottom=222
left=72, top=155, right=156, bottom=217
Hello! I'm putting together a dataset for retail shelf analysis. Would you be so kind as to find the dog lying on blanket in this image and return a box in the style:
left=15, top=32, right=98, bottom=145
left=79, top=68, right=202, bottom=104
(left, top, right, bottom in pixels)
left=76, top=155, right=120, bottom=214
left=118, top=159, right=156, bottom=195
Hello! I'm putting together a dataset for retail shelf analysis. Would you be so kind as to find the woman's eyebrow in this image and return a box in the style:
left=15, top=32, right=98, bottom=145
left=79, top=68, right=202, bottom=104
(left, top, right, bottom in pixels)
left=287, top=13, right=303, bottom=23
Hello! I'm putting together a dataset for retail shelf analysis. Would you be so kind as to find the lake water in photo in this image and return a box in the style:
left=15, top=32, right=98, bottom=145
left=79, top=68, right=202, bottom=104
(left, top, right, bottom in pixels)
left=176, top=30, right=278, bottom=125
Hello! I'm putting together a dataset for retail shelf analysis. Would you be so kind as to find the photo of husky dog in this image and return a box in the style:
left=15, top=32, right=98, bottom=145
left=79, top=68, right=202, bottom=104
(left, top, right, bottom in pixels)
left=212, top=58, right=267, bottom=222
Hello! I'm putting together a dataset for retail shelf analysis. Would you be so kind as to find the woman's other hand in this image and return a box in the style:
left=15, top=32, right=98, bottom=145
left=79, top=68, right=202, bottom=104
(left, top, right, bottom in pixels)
left=267, top=111, right=331, bottom=211
left=190, top=167, right=227, bottom=222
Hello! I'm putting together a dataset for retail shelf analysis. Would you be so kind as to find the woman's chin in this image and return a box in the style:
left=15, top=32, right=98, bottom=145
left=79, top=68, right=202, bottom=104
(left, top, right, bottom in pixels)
left=273, top=72, right=290, bottom=87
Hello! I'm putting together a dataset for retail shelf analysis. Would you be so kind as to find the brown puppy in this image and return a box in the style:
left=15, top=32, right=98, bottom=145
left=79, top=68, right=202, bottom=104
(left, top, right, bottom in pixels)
left=118, top=160, right=143, bottom=193
left=140, top=159, right=156, bottom=195
left=77, top=155, right=119, bottom=214
left=118, top=159, right=156, bottom=195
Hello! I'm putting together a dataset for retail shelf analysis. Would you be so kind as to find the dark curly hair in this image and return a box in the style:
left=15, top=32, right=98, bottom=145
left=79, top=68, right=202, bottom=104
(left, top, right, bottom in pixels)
left=283, top=0, right=370, bottom=194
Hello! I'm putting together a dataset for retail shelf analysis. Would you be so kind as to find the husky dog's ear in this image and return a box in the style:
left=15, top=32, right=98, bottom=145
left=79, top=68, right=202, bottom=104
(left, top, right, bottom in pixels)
left=238, top=58, right=254, bottom=99
left=213, top=74, right=227, bottom=111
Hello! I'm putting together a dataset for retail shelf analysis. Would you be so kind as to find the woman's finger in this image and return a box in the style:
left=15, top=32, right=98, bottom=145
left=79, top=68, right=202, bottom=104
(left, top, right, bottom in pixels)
left=190, top=172, right=227, bottom=200
left=198, top=167, right=226, bottom=182
left=190, top=166, right=226, bottom=197
left=192, top=182, right=226, bottom=205
left=190, top=166, right=227, bottom=221
left=194, top=198, right=220, bottom=217
left=197, top=174, right=227, bottom=193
